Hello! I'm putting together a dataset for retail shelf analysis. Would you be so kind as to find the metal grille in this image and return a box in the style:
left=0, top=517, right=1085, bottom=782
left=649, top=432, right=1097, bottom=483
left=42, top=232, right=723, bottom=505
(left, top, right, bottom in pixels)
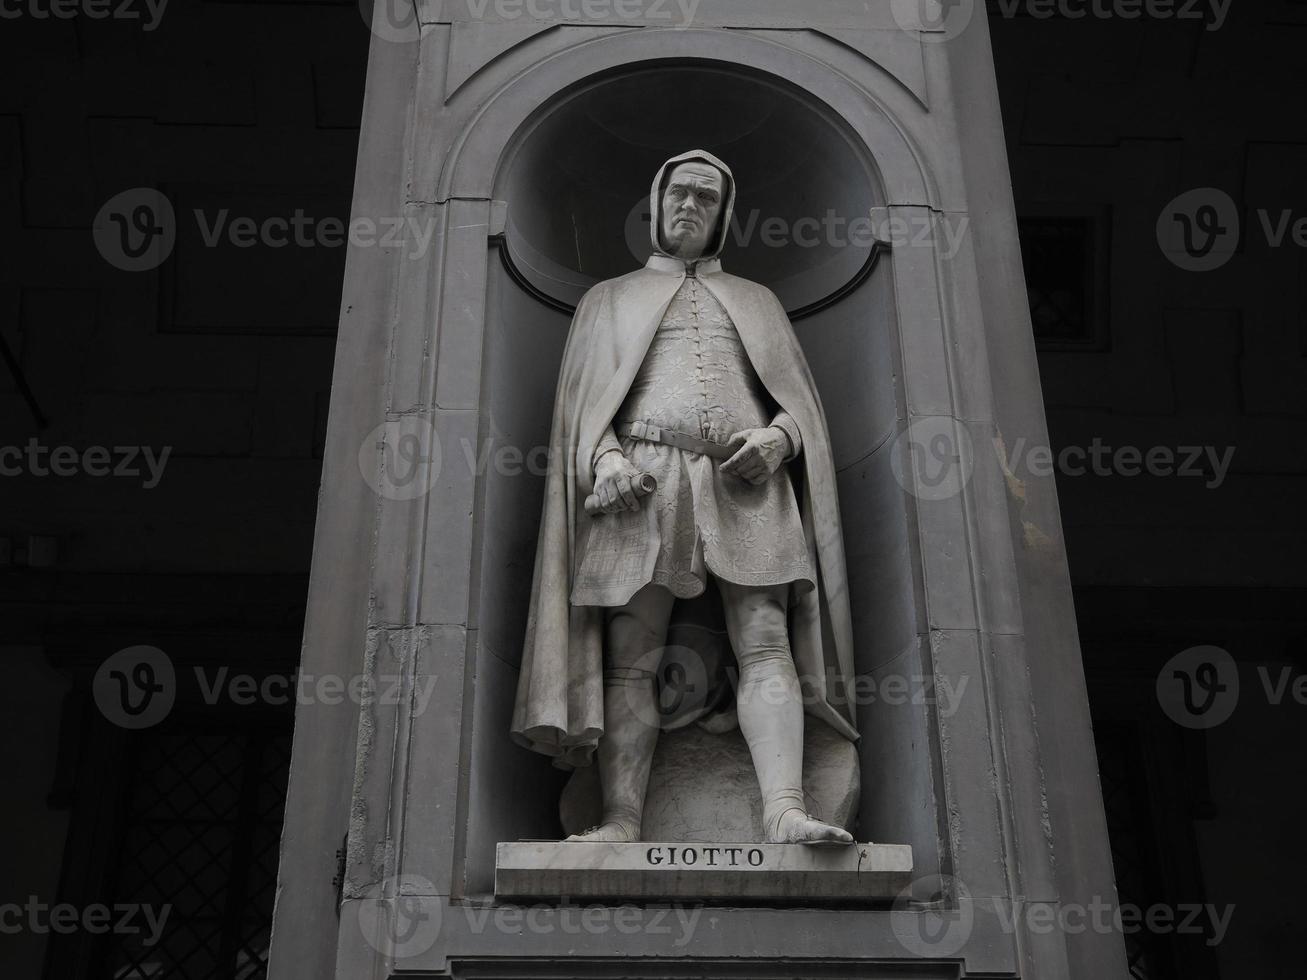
left=1018, top=215, right=1101, bottom=347
left=98, top=727, right=292, bottom=979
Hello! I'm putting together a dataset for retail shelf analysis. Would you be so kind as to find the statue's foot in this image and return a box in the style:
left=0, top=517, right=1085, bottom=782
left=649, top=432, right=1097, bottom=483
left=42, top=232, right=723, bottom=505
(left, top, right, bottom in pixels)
left=565, top=820, right=641, bottom=843
left=769, top=808, right=854, bottom=846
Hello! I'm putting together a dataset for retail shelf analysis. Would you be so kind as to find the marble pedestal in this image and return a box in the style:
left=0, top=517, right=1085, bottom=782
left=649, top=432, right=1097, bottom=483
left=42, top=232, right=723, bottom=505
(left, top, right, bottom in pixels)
left=496, top=841, right=913, bottom=902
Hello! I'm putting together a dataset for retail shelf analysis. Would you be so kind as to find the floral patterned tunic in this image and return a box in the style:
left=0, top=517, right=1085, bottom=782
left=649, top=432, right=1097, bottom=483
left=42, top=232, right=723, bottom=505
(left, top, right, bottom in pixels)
left=572, top=274, right=813, bottom=607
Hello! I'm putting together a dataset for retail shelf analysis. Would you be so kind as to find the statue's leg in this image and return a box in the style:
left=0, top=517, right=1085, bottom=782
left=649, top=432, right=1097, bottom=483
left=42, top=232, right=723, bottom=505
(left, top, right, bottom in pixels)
left=566, top=583, right=675, bottom=843
left=718, top=580, right=854, bottom=846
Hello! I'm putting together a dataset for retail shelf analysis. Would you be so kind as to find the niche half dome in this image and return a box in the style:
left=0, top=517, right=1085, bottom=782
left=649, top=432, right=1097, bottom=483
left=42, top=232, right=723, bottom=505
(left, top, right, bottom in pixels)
left=497, top=64, right=882, bottom=316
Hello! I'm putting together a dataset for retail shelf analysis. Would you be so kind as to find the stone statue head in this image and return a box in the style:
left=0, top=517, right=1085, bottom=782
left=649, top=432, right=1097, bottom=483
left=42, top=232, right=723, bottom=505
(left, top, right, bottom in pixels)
left=650, top=150, right=736, bottom=262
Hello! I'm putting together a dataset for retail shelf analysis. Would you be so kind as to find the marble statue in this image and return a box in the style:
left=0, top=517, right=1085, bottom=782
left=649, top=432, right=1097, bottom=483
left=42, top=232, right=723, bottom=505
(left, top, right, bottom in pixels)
left=511, top=150, right=860, bottom=845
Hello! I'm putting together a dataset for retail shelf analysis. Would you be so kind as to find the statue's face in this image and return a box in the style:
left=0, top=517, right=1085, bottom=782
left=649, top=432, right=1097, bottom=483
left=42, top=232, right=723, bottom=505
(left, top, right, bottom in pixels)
left=659, top=162, right=726, bottom=260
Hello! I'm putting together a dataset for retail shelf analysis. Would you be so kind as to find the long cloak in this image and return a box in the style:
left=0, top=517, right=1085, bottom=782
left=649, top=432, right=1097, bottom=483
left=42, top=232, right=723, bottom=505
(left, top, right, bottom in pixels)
left=511, top=150, right=859, bottom=768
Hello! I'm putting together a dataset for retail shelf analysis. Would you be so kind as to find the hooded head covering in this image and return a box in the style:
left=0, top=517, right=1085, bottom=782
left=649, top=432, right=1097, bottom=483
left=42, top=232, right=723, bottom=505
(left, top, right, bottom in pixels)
left=649, top=149, right=736, bottom=261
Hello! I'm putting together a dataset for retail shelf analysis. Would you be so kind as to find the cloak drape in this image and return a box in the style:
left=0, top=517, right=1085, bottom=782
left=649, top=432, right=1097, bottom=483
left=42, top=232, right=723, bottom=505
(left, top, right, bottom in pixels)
left=511, top=150, right=859, bottom=768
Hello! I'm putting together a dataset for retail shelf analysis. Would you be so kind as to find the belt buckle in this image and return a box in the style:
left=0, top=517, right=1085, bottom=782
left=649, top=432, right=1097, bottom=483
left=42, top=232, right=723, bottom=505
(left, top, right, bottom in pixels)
left=645, top=424, right=662, bottom=443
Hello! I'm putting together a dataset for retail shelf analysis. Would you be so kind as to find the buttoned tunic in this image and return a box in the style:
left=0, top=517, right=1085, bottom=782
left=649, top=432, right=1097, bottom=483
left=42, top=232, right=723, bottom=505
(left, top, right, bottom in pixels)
left=571, top=273, right=813, bottom=606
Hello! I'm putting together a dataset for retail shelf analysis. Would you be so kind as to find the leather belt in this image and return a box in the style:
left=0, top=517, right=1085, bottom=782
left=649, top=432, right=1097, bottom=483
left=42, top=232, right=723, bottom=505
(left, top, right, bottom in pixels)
left=615, top=420, right=735, bottom=461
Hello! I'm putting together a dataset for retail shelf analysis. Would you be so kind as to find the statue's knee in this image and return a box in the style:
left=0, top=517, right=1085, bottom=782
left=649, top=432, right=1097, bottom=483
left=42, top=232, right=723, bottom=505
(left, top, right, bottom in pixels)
left=722, top=583, right=788, bottom=633
left=738, top=591, right=784, bottom=619
left=736, top=643, right=794, bottom=674
left=733, top=607, right=790, bottom=661
left=734, top=617, right=794, bottom=676
left=617, top=612, right=665, bottom=642
left=610, top=589, right=671, bottom=640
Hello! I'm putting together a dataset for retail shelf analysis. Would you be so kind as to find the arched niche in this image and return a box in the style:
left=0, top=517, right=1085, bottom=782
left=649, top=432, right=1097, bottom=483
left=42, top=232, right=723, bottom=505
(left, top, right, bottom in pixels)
left=495, top=63, right=882, bottom=316
left=461, top=55, right=940, bottom=899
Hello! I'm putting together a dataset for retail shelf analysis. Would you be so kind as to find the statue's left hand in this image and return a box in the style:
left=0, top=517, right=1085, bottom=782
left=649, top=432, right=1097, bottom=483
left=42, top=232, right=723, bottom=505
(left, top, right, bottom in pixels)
left=721, top=427, right=790, bottom=485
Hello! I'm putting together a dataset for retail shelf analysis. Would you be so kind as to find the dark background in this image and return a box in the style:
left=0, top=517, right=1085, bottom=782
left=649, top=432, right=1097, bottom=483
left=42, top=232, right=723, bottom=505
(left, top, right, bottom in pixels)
left=1, top=1, right=1303, bottom=977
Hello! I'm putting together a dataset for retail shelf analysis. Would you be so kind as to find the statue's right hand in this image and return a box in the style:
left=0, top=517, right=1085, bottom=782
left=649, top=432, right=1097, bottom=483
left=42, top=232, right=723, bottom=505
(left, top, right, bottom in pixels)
left=593, top=451, right=643, bottom=514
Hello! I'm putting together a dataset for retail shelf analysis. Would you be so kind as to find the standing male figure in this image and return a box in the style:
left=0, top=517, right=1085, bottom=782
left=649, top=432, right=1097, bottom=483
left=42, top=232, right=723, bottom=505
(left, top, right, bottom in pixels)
left=512, top=150, right=859, bottom=845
